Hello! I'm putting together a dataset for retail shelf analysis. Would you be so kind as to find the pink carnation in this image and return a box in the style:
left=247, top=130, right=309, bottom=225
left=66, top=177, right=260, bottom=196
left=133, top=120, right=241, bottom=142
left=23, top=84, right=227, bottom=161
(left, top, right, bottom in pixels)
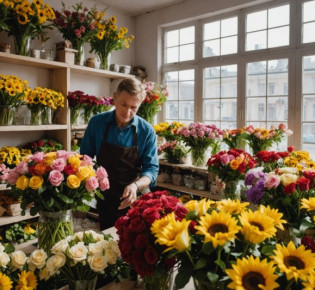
left=49, top=170, right=64, bottom=186
left=86, top=176, right=99, bottom=192
left=220, top=154, right=230, bottom=165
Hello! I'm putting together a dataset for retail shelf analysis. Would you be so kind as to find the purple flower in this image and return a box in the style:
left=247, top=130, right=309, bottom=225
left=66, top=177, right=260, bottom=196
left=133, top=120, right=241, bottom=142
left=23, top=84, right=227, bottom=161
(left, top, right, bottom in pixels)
left=245, top=173, right=255, bottom=186
left=245, top=181, right=265, bottom=204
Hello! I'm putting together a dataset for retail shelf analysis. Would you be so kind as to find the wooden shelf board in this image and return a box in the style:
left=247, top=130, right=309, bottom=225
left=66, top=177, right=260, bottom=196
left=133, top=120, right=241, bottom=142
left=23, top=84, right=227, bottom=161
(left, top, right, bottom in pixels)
left=0, top=210, right=39, bottom=226
left=159, top=159, right=208, bottom=174
left=156, top=182, right=221, bottom=200
left=71, top=124, right=87, bottom=131
left=0, top=124, right=67, bottom=132
left=14, top=238, right=38, bottom=252
left=0, top=184, right=10, bottom=191
left=0, top=52, right=68, bottom=69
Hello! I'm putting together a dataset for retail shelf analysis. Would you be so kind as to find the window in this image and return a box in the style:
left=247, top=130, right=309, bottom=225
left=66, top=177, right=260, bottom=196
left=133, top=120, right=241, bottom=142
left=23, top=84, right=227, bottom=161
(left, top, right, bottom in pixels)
left=203, top=16, right=238, bottom=57
left=302, top=0, right=315, bottom=44
left=164, top=26, right=195, bottom=63
left=203, top=65, right=237, bottom=129
left=164, top=69, right=195, bottom=123
left=246, top=4, right=290, bottom=51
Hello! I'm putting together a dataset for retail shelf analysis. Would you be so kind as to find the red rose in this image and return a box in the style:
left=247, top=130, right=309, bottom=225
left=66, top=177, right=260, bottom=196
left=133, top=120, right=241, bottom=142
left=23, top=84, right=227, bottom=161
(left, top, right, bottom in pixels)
left=129, top=217, right=146, bottom=233
left=270, top=152, right=281, bottom=162
left=134, top=234, right=149, bottom=249
left=302, top=236, right=315, bottom=252
left=38, top=140, right=45, bottom=147
left=287, top=146, right=295, bottom=153
left=120, top=241, right=133, bottom=263
left=29, top=165, right=36, bottom=176
left=174, top=205, right=188, bottom=220
left=163, top=256, right=176, bottom=270
left=248, top=159, right=256, bottom=169
left=189, top=220, right=197, bottom=234
left=115, top=216, right=130, bottom=234
left=283, top=183, right=296, bottom=194
left=63, top=164, right=76, bottom=175
left=238, top=162, right=246, bottom=173
left=256, top=151, right=270, bottom=162
left=278, top=151, right=289, bottom=158
left=303, top=171, right=315, bottom=180
left=142, top=208, right=161, bottom=224
left=144, top=245, right=158, bottom=265
left=127, top=207, right=139, bottom=218
left=134, top=260, right=154, bottom=277
left=296, top=176, right=310, bottom=191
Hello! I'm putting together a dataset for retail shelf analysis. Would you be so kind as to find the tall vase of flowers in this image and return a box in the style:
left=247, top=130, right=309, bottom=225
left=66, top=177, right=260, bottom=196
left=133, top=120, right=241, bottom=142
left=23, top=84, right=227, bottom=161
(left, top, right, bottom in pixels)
left=154, top=121, right=185, bottom=141
left=67, top=91, right=85, bottom=125
left=5, top=151, right=110, bottom=254
left=89, top=15, right=134, bottom=70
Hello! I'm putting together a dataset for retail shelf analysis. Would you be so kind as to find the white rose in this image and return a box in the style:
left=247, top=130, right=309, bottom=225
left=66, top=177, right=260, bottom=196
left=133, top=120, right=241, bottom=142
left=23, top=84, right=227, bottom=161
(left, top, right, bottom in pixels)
left=73, top=232, right=84, bottom=241
left=46, top=253, right=66, bottom=276
left=278, top=167, right=299, bottom=174
left=88, top=254, right=107, bottom=273
left=51, top=239, right=69, bottom=254
left=28, top=249, right=47, bottom=271
left=89, top=242, right=104, bottom=255
left=108, top=240, right=120, bottom=257
left=105, top=248, right=117, bottom=265
left=11, top=251, right=27, bottom=269
left=0, top=252, right=10, bottom=268
left=39, top=267, right=51, bottom=281
left=0, top=243, right=5, bottom=252
left=69, top=242, right=88, bottom=264
left=280, top=173, right=298, bottom=186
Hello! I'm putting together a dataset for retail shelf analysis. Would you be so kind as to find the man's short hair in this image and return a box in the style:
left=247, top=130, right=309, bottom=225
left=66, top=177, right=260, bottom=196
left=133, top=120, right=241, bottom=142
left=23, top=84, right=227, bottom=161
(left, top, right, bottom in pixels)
left=116, top=78, right=145, bottom=99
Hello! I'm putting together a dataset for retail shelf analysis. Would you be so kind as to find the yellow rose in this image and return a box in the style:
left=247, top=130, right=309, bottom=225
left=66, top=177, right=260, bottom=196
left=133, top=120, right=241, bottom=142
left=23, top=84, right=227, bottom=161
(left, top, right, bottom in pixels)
left=44, top=152, right=57, bottom=166
left=29, top=176, right=44, bottom=190
left=16, top=175, right=29, bottom=190
left=88, top=165, right=96, bottom=177
left=68, top=155, right=81, bottom=168
left=67, top=175, right=81, bottom=189
left=280, top=173, right=298, bottom=186
left=76, top=166, right=90, bottom=181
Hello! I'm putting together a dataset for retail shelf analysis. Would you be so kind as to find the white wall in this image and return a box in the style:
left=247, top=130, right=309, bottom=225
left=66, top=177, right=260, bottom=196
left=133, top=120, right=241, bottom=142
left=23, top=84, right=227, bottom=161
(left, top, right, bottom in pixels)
left=133, top=0, right=272, bottom=82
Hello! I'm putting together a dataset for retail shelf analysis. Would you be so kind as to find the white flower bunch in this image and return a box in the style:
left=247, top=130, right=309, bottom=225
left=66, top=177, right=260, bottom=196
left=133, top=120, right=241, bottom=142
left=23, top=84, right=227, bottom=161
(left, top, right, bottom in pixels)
left=39, top=230, right=121, bottom=281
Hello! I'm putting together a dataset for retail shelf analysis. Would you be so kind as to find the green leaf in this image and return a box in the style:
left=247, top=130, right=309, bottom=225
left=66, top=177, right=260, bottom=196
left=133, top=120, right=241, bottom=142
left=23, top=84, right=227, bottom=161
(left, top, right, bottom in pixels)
left=299, top=220, right=315, bottom=234
left=261, top=245, right=276, bottom=256
left=77, top=204, right=90, bottom=212
left=30, top=207, right=38, bottom=216
left=38, top=185, right=46, bottom=194
left=95, top=191, right=104, bottom=200
left=202, top=242, right=215, bottom=255
left=56, top=193, right=74, bottom=204
left=195, top=257, right=208, bottom=270
left=175, top=268, right=192, bottom=289
left=215, top=259, right=226, bottom=271
left=186, top=211, right=198, bottom=220
left=46, top=197, right=54, bottom=208
left=207, top=272, right=219, bottom=284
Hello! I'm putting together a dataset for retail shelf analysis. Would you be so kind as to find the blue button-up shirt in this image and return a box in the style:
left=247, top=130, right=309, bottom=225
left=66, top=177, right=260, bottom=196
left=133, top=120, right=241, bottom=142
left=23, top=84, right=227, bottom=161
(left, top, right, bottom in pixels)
left=80, top=110, right=159, bottom=186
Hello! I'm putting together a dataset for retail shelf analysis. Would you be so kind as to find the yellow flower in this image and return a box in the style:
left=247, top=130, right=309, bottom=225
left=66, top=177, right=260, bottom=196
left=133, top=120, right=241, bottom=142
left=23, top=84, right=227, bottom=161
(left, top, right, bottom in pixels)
left=24, top=224, right=35, bottom=235
left=68, top=155, right=81, bottom=168
left=271, top=241, right=315, bottom=282
left=29, top=176, right=44, bottom=190
left=301, top=197, right=315, bottom=212
left=17, top=13, right=29, bottom=25
left=226, top=256, right=279, bottom=290
left=195, top=210, right=241, bottom=248
left=258, top=205, right=286, bottom=230
left=303, top=274, right=315, bottom=290
left=216, top=198, right=249, bottom=215
left=16, top=270, right=37, bottom=290
left=76, top=166, right=90, bottom=181
left=109, top=16, right=117, bottom=23
left=44, top=152, right=57, bottom=166
left=67, top=175, right=81, bottom=189
left=16, top=175, right=29, bottom=190
left=280, top=173, right=298, bottom=186
left=184, top=198, right=214, bottom=217
left=0, top=272, right=12, bottom=290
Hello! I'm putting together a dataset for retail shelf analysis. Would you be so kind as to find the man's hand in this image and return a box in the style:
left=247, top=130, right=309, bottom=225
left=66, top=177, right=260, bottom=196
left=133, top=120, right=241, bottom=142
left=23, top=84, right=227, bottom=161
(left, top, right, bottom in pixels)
left=118, top=183, right=138, bottom=210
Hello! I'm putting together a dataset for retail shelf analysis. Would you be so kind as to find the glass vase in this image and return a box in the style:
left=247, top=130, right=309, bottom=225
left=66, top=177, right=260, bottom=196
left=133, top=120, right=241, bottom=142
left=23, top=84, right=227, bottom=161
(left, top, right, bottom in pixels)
left=14, top=35, right=31, bottom=56
left=30, top=110, right=42, bottom=125
left=142, top=270, right=173, bottom=290
left=0, top=105, right=15, bottom=125
left=38, top=210, right=73, bottom=254
left=42, top=107, right=52, bottom=124
left=193, top=278, right=226, bottom=290
left=191, top=147, right=207, bottom=167
left=99, top=53, right=111, bottom=70
left=82, top=110, right=92, bottom=124
left=223, top=180, right=241, bottom=200
left=68, top=276, right=97, bottom=290
left=75, top=43, right=85, bottom=66
left=70, top=108, right=81, bottom=125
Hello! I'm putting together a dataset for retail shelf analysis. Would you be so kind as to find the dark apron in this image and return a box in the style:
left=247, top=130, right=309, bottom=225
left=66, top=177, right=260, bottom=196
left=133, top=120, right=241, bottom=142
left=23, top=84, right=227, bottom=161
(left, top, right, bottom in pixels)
left=96, top=123, right=141, bottom=230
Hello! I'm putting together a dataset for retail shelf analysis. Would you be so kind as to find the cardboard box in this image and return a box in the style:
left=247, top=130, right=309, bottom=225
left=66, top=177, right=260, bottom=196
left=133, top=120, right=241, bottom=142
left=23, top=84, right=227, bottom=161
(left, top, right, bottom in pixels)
left=6, top=203, right=22, bottom=216
left=56, top=48, right=78, bottom=65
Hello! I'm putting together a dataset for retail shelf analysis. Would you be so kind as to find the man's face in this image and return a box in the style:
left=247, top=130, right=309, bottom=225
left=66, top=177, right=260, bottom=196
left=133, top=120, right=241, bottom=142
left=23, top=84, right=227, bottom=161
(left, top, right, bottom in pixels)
left=114, top=90, right=142, bottom=126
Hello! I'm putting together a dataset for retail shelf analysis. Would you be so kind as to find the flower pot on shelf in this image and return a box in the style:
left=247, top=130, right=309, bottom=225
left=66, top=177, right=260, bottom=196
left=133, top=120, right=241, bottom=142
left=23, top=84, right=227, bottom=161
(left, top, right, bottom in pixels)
left=41, top=107, right=52, bottom=125
left=13, top=35, right=31, bottom=56
left=0, top=105, right=15, bottom=126
left=30, top=110, right=42, bottom=125
left=75, top=43, right=85, bottom=66
left=68, top=276, right=97, bottom=290
left=191, top=147, right=207, bottom=167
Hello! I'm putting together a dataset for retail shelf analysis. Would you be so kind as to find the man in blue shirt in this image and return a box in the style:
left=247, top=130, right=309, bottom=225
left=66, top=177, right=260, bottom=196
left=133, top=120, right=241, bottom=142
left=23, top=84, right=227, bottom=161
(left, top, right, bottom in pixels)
left=80, top=78, right=159, bottom=229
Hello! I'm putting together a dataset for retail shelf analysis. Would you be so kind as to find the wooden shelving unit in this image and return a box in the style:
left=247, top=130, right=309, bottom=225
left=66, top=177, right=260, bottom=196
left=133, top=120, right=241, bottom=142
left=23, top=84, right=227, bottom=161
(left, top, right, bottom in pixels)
left=159, top=159, right=208, bottom=173
left=14, top=238, right=38, bottom=253
left=0, top=210, right=39, bottom=227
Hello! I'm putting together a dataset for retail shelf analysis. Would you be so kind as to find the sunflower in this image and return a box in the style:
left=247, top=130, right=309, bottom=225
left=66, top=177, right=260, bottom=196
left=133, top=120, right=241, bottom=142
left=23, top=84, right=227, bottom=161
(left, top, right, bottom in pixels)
left=239, top=209, right=277, bottom=244
left=301, top=197, right=315, bottom=212
left=194, top=210, right=240, bottom=248
left=271, top=241, right=315, bottom=282
left=226, top=255, right=279, bottom=290
left=258, top=205, right=286, bottom=230
left=16, top=270, right=37, bottom=290
left=0, top=273, right=13, bottom=290
left=184, top=198, right=214, bottom=217
left=302, top=274, right=315, bottom=290
left=17, top=13, right=29, bottom=25
left=109, top=16, right=117, bottom=23
left=216, top=198, right=249, bottom=215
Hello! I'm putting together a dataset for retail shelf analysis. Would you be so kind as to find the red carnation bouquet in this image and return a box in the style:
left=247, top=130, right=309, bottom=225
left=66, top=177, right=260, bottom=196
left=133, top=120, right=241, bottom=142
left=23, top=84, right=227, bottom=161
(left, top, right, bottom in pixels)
left=115, top=190, right=188, bottom=286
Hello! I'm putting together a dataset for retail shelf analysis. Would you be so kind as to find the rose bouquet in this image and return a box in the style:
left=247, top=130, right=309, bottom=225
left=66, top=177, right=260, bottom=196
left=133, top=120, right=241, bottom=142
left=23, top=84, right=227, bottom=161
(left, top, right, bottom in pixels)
left=22, top=138, right=64, bottom=154
left=115, top=190, right=188, bottom=289
left=67, top=90, right=85, bottom=125
left=0, top=74, right=30, bottom=125
left=158, top=141, right=188, bottom=164
left=177, top=123, right=224, bottom=167
left=80, top=93, right=100, bottom=124
left=207, top=149, right=257, bottom=199
left=40, top=230, right=123, bottom=289
left=136, top=82, right=168, bottom=124
left=255, top=148, right=291, bottom=172
left=245, top=123, right=293, bottom=155
left=94, top=96, right=114, bottom=114
left=0, top=163, right=10, bottom=184
left=222, top=128, right=247, bottom=149
left=0, top=146, right=30, bottom=168
left=154, top=121, right=185, bottom=141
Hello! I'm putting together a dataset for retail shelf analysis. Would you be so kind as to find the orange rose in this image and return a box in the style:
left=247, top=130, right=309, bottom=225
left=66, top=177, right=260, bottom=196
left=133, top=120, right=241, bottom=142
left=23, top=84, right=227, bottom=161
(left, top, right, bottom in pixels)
left=34, top=162, right=47, bottom=176
left=229, top=159, right=240, bottom=170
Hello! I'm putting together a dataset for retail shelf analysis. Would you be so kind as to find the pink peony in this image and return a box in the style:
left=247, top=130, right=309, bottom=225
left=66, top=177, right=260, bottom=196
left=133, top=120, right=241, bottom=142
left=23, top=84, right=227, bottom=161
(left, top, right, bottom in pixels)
left=48, top=170, right=64, bottom=186
left=264, top=175, right=281, bottom=189
left=96, top=166, right=108, bottom=180
left=51, top=158, right=66, bottom=172
left=99, top=177, right=110, bottom=191
left=86, top=176, right=99, bottom=192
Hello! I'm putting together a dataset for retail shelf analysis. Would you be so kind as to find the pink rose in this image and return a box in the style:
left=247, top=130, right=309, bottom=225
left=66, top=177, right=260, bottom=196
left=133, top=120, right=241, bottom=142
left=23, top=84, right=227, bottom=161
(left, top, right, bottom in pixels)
left=81, top=155, right=94, bottom=167
left=246, top=125, right=255, bottom=133
left=31, top=152, right=45, bottom=163
left=86, top=176, right=99, bottom=192
left=264, top=175, right=280, bottom=189
left=57, top=150, right=70, bottom=160
left=0, top=164, right=6, bottom=171
left=99, top=177, right=110, bottom=191
left=96, top=166, right=108, bottom=180
left=7, top=170, right=20, bottom=185
left=220, top=154, right=230, bottom=165
left=197, top=130, right=205, bottom=138
left=51, top=158, right=66, bottom=171
left=0, top=172, right=8, bottom=182
left=16, top=161, right=28, bottom=174
left=278, top=123, right=286, bottom=130
left=48, top=170, right=64, bottom=186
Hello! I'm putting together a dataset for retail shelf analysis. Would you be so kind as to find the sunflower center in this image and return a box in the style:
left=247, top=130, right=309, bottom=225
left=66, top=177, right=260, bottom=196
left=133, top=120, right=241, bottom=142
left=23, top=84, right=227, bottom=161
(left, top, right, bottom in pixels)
left=209, top=223, right=228, bottom=236
left=250, top=222, right=264, bottom=231
left=242, top=271, right=265, bottom=290
left=284, top=256, right=305, bottom=269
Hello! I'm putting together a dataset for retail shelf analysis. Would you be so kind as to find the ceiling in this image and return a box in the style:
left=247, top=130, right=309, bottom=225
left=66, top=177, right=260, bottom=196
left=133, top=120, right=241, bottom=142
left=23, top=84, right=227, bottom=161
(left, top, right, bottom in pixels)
left=95, top=0, right=184, bottom=16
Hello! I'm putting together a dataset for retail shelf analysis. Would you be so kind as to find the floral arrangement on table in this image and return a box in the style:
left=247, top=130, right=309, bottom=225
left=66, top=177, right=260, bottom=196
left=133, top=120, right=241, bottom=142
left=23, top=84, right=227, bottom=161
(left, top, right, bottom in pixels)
left=207, top=149, right=257, bottom=199
left=115, top=190, right=188, bottom=289
left=153, top=121, right=185, bottom=141
left=136, top=82, right=168, bottom=124
left=245, top=123, right=293, bottom=154
left=21, top=138, right=64, bottom=154
left=0, top=146, right=30, bottom=168
left=0, top=74, right=31, bottom=126
left=25, top=87, right=65, bottom=125
left=80, top=93, right=100, bottom=124
left=3, top=0, right=55, bottom=56
left=244, top=166, right=315, bottom=233
left=158, top=141, right=188, bottom=164
left=67, top=90, right=85, bottom=125
left=53, top=2, right=100, bottom=64
left=40, top=230, right=124, bottom=289
left=94, top=96, right=114, bottom=113
left=89, top=14, right=134, bottom=69
left=222, top=128, right=247, bottom=149
left=5, top=150, right=110, bottom=253
left=177, top=122, right=224, bottom=167
left=284, top=149, right=315, bottom=172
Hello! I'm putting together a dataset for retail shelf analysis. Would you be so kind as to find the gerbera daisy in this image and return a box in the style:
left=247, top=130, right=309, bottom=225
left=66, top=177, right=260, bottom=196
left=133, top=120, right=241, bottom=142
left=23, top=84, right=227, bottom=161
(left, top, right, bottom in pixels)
left=216, top=198, right=249, bottom=215
left=194, top=210, right=240, bottom=248
left=0, top=272, right=13, bottom=290
left=301, top=197, right=315, bottom=212
left=240, top=209, right=277, bottom=244
left=226, top=255, right=279, bottom=290
left=271, top=241, right=315, bottom=282
left=258, top=205, right=286, bottom=230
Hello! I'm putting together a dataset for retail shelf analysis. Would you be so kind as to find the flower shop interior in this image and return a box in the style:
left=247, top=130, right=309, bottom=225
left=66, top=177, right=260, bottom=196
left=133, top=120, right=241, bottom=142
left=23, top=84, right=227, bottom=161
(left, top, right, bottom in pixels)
left=1, top=0, right=315, bottom=289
